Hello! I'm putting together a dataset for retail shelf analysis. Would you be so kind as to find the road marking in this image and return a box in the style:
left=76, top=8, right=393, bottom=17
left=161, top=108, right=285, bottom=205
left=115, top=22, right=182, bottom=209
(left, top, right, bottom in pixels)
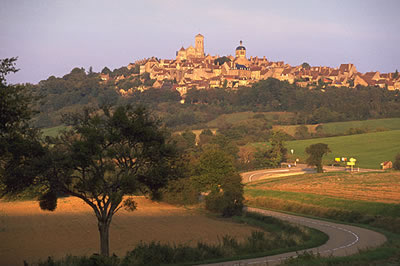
left=248, top=170, right=290, bottom=182
left=243, top=208, right=360, bottom=265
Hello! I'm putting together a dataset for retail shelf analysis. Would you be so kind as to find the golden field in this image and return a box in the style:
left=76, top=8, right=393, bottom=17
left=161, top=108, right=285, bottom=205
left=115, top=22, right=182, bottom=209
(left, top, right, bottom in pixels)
left=0, top=196, right=258, bottom=266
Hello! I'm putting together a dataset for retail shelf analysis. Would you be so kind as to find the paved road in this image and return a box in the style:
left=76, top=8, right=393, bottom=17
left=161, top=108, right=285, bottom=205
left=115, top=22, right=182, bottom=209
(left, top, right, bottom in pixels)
left=241, top=164, right=380, bottom=183
left=202, top=207, right=387, bottom=266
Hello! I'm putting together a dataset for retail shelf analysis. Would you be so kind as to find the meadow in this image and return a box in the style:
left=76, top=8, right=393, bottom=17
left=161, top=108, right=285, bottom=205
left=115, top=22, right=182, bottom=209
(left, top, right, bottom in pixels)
left=41, top=125, right=68, bottom=137
left=252, top=129, right=400, bottom=169
left=273, top=117, right=400, bottom=136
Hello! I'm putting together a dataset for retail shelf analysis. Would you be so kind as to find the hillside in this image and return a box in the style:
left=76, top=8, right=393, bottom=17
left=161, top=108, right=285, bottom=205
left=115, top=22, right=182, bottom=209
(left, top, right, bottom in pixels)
left=273, top=117, right=400, bottom=136
left=251, top=130, right=400, bottom=169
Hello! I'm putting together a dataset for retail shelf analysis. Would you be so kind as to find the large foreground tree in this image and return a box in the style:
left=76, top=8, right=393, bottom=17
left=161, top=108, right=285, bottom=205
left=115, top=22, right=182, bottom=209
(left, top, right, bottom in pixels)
left=44, top=106, right=181, bottom=256
left=3, top=104, right=182, bottom=256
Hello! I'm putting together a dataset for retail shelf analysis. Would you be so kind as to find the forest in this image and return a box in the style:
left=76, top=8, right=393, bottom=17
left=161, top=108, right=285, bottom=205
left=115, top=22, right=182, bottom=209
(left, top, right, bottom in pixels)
left=30, top=67, right=400, bottom=131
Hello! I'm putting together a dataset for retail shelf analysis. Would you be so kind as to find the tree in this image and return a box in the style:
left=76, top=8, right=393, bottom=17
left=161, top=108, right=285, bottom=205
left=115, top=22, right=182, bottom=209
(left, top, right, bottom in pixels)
left=301, top=62, right=311, bottom=69
left=305, top=143, right=330, bottom=173
left=193, top=148, right=244, bottom=217
left=394, top=69, right=399, bottom=79
left=393, top=153, right=400, bottom=170
left=294, top=125, right=310, bottom=139
left=214, top=56, right=231, bottom=66
left=254, top=131, right=287, bottom=168
left=198, top=129, right=214, bottom=146
left=0, top=58, right=43, bottom=196
left=4, top=105, right=182, bottom=256
left=181, top=129, right=196, bottom=149
left=101, top=67, right=111, bottom=75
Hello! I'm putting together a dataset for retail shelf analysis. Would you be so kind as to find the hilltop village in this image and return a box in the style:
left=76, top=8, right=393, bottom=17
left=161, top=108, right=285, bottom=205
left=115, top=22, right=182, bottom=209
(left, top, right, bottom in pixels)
left=101, top=34, right=400, bottom=97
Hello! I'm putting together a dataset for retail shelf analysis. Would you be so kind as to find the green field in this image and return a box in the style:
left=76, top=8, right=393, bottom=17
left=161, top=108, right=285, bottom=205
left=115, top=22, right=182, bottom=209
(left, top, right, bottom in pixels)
left=274, top=118, right=400, bottom=136
left=252, top=130, right=400, bottom=169
left=41, top=125, right=68, bottom=137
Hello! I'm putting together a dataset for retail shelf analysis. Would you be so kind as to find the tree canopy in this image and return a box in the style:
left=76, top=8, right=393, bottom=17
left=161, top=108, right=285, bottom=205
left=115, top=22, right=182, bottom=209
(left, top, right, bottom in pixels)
left=305, top=143, right=331, bottom=173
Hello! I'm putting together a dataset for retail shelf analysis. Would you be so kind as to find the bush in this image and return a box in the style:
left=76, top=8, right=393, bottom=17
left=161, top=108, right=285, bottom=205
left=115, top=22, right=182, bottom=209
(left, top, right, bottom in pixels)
left=205, top=174, right=244, bottom=217
left=394, top=153, right=400, bottom=170
left=160, top=178, right=199, bottom=205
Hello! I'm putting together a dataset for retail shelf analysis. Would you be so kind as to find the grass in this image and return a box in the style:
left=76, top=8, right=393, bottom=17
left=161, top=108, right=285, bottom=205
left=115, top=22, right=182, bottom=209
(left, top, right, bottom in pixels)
left=251, top=129, right=400, bottom=169
left=41, top=125, right=68, bottom=137
left=273, top=117, right=400, bottom=136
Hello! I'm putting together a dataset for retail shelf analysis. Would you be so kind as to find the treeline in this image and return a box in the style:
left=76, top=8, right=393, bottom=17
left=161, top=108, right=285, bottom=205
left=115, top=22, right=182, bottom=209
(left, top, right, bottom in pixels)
left=29, top=68, right=400, bottom=128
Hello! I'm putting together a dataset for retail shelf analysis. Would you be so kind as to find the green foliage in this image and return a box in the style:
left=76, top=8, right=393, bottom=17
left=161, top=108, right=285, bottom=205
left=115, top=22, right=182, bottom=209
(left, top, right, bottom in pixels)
left=394, top=69, right=399, bottom=79
left=191, top=148, right=244, bottom=217
left=301, top=62, right=311, bottom=69
left=394, top=153, right=400, bottom=170
left=160, top=177, right=200, bottom=205
left=181, top=129, right=196, bottom=149
left=198, top=129, right=214, bottom=146
left=0, top=58, right=45, bottom=196
left=192, top=148, right=236, bottom=191
left=19, top=105, right=183, bottom=256
left=305, top=143, right=330, bottom=173
left=38, top=191, right=58, bottom=211
left=101, top=67, right=111, bottom=75
left=214, top=56, right=231, bottom=66
left=253, top=132, right=287, bottom=169
left=205, top=173, right=244, bottom=217
left=295, top=125, right=311, bottom=140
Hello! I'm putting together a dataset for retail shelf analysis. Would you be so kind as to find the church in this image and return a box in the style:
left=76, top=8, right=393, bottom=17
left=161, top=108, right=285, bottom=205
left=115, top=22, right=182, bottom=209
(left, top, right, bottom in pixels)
left=176, top=34, right=205, bottom=60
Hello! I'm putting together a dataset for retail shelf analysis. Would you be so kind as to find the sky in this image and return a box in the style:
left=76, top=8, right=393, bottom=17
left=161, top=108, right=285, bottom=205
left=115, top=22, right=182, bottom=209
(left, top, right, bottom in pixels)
left=1, top=0, right=399, bottom=84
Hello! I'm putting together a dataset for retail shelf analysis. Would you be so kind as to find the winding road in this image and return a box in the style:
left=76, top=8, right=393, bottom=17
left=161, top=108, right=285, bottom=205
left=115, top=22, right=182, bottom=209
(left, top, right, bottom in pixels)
left=202, top=166, right=387, bottom=265
left=203, top=207, right=386, bottom=266
left=241, top=164, right=380, bottom=183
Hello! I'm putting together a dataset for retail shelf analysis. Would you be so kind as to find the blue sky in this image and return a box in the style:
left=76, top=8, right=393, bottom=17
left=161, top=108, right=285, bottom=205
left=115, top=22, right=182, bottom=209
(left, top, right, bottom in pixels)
left=1, top=0, right=399, bottom=84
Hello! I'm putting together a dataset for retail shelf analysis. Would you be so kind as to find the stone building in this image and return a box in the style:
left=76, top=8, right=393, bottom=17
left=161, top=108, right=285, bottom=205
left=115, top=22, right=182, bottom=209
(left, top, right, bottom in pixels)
left=176, top=34, right=205, bottom=60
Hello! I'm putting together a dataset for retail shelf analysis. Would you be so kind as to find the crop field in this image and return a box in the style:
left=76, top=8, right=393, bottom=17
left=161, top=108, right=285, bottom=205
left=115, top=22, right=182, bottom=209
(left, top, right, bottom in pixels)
left=245, top=171, right=400, bottom=233
left=273, top=118, right=400, bottom=136
left=252, top=129, right=400, bottom=169
left=247, top=172, right=400, bottom=205
left=0, top=197, right=259, bottom=266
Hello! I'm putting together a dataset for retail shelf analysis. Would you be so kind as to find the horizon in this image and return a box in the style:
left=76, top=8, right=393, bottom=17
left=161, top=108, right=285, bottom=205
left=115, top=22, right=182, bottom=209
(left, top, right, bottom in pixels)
left=1, top=0, right=399, bottom=85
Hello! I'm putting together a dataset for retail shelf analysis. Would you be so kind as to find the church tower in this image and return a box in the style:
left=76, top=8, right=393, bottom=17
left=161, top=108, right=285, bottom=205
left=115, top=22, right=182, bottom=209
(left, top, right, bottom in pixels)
left=235, top=40, right=246, bottom=58
left=195, top=33, right=204, bottom=57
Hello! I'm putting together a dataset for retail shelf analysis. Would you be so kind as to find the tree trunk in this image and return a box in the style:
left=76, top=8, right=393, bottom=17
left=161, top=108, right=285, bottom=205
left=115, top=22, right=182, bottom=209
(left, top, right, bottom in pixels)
left=98, top=219, right=111, bottom=256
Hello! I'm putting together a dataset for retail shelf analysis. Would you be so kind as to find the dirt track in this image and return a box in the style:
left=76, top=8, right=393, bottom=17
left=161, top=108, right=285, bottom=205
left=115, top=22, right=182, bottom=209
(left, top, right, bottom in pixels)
left=0, top=197, right=258, bottom=266
left=203, top=207, right=387, bottom=266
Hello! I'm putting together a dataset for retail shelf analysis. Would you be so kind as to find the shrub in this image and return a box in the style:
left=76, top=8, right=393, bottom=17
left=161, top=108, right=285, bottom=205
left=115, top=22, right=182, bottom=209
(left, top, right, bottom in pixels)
left=205, top=174, right=244, bottom=217
left=160, top=178, right=199, bottom=205
left=394, top=153, right=400, bottom=170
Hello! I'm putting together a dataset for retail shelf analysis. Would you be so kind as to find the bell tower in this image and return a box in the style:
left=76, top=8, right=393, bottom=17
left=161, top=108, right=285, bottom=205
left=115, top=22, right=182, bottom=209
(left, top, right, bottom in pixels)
left=195, top=33, right=204, bottom=57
